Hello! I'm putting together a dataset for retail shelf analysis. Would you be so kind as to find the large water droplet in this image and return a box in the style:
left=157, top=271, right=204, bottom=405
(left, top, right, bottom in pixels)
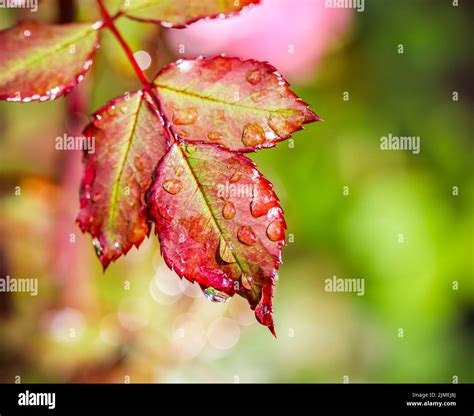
left=237, top=226, right=257, bottom=245
left=92, top=238, right=103, bottom=256
left=222, top=201, right=236, bottom=220
left=207, top=131, right=223, bottom=141
left=246, top=69, right=262, bottom=85
left=241, top=123, right=265, bottom=147
left=250, top=187, right=275, bottom=218
left=203, top=287, right=231, bottom=304
left=218, top=237, right=235, bottom=263
left=266, top=219, right=284, bottom=241
left=163, top=178, right=182, bottom=194
left=172, top=107, right=198, bottom=125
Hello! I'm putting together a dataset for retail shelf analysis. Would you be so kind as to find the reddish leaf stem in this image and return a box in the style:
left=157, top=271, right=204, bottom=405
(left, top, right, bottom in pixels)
left=96, top=0, right=176, bottom=144
left=97, top=0, right=149, bottom=86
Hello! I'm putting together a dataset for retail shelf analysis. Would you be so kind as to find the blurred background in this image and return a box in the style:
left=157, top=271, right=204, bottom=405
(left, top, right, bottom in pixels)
left=0, top=0, right=473, bottom=383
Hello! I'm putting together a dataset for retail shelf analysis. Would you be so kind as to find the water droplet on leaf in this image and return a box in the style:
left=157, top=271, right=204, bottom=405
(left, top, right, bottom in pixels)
left=229, top=171, right=241, bottom=183
left=134, top=155, right=145, bottom=172
left=246, top=69, right=262, bottom=85
left=250, top=187, right=275, bottom=218
left=222, top=201, right=236, bottom=220
left=250, top=91, right=266, bottom=103
left=268, top=114, right=292, bottom=137
left=172, top=107, right=198, bottom=125
left=237, top=226, right=257, bottom=245
left=163, top=178, right=182, bottom=194
left=107, top=106, right=116, bottom=116
left=158, top=205, right=173, bottom=221
left=241, top=123, right=265, bottom=147
left=185, top=143, right=197, bottom=154
left=207, top=131, right=223, bottom=141
left=211, top=109, right=225, bottom=121
left=219, top=237, right=235, bottom=263
left=241, top=273, right=253, bottom=290
left=266, top=220, right=284, bottom=241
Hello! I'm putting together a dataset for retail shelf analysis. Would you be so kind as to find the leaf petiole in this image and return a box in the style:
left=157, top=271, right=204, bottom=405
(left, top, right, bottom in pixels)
left=96, top=0, right=176, bottom=144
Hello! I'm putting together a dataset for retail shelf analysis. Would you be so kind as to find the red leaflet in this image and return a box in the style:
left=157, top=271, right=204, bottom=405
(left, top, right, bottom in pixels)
left=120, top=0, right=260, bottom=28
left=0, top=21, right=99, bottom=102
left=153, top=56, right=319, bottom=152
left=76, top=91, right=169, bottom=269
left=148, top=142, right=285, bottom=334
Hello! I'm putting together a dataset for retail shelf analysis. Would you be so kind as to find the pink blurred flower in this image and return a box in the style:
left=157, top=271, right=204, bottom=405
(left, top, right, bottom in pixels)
left=165, top=0, right=352, bottom=82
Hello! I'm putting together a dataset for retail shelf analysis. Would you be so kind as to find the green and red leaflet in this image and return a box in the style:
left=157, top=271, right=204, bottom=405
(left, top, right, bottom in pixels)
left=153, top=56, right=319, bottom=152
left=148, top=142, right=285, bottom=334
left=76, top=91, right=169, bottom=268
left=119, top=0, right=260, bottom=27
left=0, top=0, right=320, bottom=333
left=0, top=21, right=99, bottom=102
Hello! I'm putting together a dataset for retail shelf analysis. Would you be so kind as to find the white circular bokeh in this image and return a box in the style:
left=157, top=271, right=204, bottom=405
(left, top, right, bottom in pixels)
left=117, top=297, right=150, bottom=331
left=134, top=50, right=152, bottom=70
left=171, top=313, right=207, bottom=359
left=47, top=308, right=85, bottom=342
left=207, top=317, right=240, bottom=350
